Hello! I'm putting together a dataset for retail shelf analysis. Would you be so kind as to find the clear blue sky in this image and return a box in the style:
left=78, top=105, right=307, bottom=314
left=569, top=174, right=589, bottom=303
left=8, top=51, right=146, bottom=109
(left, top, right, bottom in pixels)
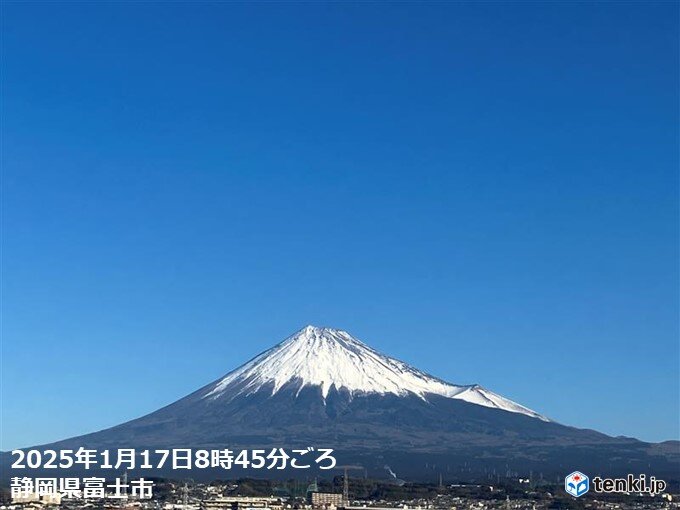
left=2, top=2, right=678, bottom=450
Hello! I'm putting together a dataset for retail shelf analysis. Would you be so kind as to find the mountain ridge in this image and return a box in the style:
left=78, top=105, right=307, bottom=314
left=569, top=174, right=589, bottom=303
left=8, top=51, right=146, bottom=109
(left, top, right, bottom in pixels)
left=202, top=325, right=548, bottom=421
left=4, top=325, right=679, bottom=481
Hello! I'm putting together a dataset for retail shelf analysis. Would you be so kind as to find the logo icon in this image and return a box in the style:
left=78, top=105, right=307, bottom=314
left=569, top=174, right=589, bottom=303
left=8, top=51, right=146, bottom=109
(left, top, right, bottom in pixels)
left=565, top=471, right=590, bottom=497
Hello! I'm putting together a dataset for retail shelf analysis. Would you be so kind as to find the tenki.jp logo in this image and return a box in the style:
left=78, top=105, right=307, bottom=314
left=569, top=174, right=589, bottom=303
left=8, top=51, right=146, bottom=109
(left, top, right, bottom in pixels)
left=565, top=471, right=590, bottom=497
left=564, top=471, right=667, bottom=498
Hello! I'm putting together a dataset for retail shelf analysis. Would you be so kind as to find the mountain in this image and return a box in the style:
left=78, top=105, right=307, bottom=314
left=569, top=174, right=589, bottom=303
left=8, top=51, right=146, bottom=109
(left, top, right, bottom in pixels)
left=6, top=326, right=680, bottom=481
left=203, top=325, right=547, bottom=420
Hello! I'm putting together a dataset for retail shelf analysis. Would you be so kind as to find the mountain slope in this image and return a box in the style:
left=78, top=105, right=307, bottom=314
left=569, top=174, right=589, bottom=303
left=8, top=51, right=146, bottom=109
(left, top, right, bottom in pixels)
left=7, top=325, right=679, bottom=481
left=203, top=325, right=547, bottom=420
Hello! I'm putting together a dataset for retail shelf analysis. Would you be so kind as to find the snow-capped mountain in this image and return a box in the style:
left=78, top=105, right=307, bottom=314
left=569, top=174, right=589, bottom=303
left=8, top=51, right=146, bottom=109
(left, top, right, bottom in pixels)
left=203, top=325, right=547, bottom=421
left=11, top=325, right=679, bottom=481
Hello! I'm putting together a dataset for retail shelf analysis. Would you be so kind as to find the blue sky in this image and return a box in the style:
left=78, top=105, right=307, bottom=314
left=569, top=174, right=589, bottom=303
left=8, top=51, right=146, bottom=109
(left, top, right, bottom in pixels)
left=2, top=2, right=678, bottom=450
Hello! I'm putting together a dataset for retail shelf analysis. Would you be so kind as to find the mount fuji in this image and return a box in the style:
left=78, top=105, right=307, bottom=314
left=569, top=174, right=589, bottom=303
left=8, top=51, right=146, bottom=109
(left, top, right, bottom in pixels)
left=202, top=326, right=546, bottom=420
left=8, top=326, right=680, bottom=480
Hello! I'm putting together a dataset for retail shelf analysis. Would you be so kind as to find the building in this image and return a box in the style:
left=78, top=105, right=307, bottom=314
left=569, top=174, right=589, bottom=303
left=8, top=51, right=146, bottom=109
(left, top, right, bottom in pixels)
left=309, top=492, right=344, bottom=508
left=200, top=496, right=283, bottom=510
left=11, top=493, right=62, bottom=505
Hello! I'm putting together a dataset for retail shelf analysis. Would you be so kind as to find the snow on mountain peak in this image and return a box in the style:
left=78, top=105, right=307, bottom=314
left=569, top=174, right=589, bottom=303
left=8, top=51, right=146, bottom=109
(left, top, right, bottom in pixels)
left=202, top=325, right=548, bottom=421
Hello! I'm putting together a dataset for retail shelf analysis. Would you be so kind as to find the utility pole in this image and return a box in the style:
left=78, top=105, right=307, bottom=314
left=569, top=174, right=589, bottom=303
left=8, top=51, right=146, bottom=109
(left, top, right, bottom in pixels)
left=119, top=471, right=129, bottom=508
left=343, top=468, right=349, bottom=505
left=182, top=482, right=189, bottom=510
left=332, top=465, right=362, bottom=506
